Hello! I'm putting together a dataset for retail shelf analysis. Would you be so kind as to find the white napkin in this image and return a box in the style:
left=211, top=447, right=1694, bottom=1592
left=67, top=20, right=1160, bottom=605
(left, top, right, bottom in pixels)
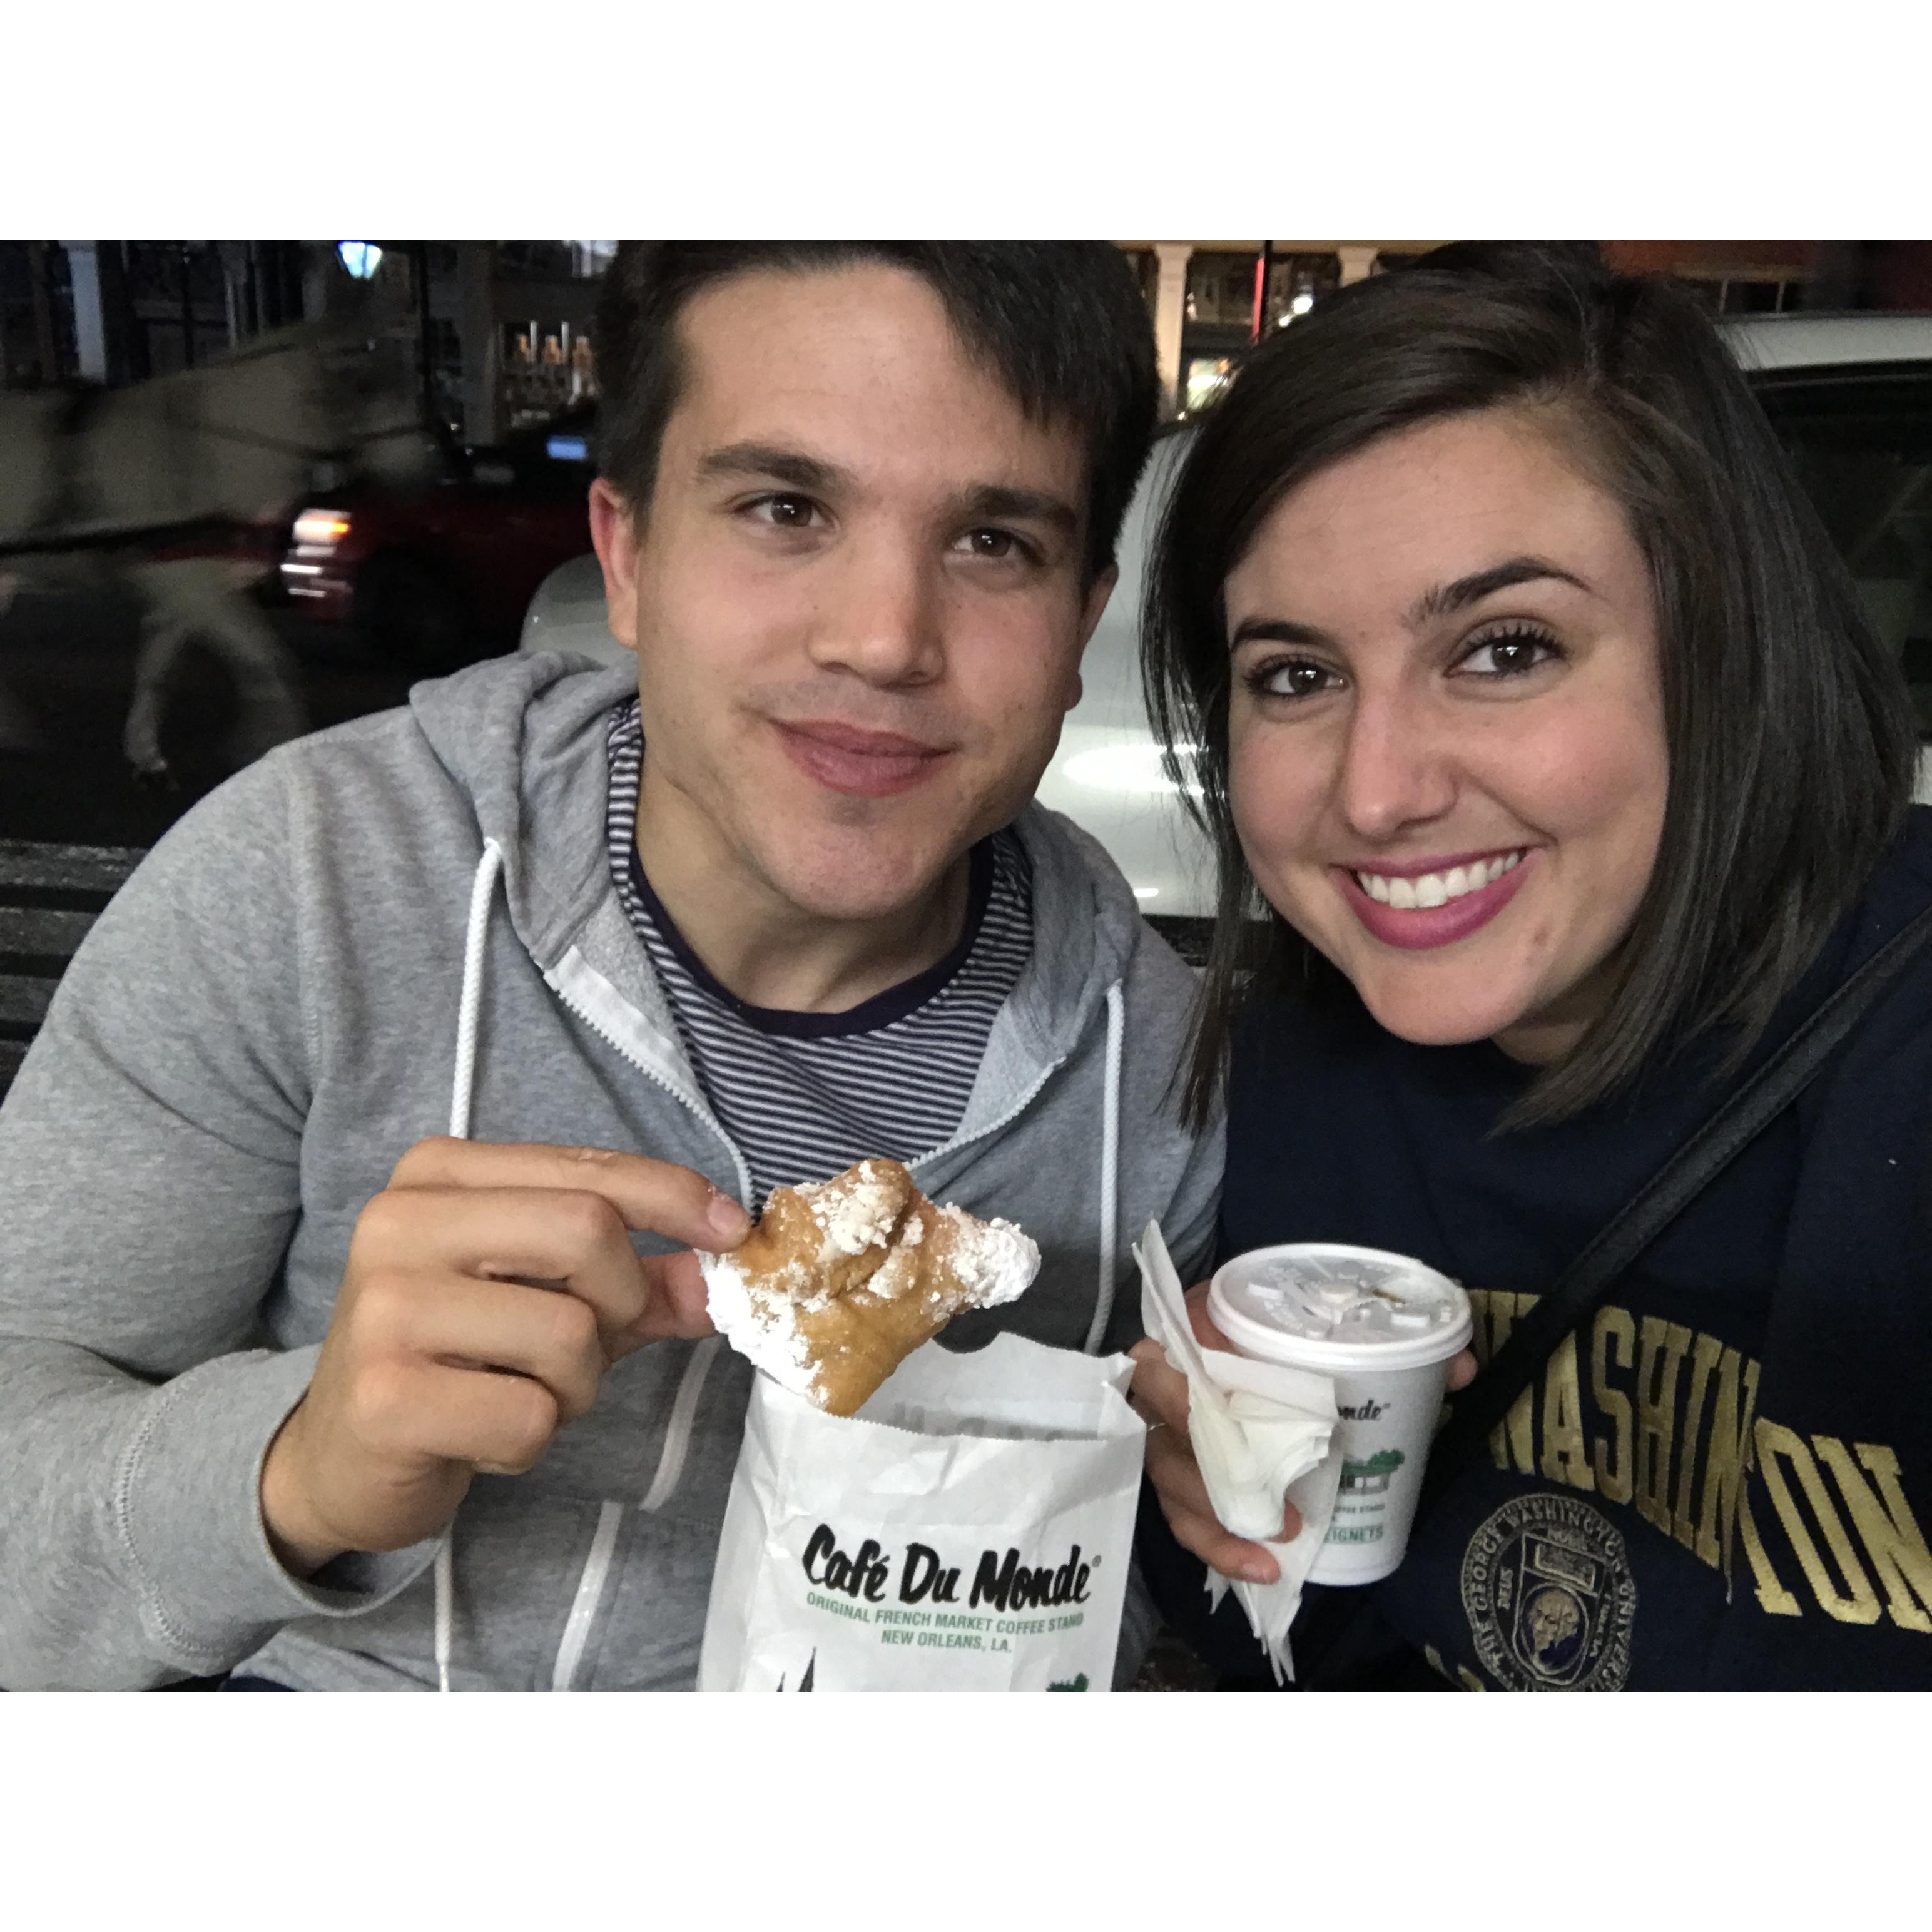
left=1134, top=1221, right=1342, bottom=1682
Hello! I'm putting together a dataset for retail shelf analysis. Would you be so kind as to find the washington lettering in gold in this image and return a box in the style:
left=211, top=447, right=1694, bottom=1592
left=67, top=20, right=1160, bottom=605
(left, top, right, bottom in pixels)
left=1457, top=1290, right=1926, bottom=1636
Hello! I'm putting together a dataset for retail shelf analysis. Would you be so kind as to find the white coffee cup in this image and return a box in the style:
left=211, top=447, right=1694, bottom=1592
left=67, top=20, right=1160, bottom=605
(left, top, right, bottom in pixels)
left=1208, top=1243, right=1473, bottom=1586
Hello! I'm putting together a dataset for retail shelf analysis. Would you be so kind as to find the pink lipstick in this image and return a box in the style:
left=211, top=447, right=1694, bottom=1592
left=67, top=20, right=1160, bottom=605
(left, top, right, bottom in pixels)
left=1333, top=848, right=1535, bottom=951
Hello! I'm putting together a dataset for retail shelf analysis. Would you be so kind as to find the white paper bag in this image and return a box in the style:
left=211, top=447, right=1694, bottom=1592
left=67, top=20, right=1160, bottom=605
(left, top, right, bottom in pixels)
left=698, top=1332, right=1147, bottom=1691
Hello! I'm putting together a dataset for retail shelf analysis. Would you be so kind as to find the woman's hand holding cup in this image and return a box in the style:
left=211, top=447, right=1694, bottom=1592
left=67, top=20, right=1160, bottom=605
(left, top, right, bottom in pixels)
left=1129, top=1283, right=1478, bottom=1588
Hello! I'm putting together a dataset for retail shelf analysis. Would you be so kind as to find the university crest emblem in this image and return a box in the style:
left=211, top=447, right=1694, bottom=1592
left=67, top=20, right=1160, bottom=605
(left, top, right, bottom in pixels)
left=1460, top=1492, right=1637, bottom=1690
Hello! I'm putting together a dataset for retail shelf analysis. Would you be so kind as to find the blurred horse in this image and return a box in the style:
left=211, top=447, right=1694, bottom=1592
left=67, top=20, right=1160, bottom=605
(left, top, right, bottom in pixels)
left=0, top=325, right=436, bottom=780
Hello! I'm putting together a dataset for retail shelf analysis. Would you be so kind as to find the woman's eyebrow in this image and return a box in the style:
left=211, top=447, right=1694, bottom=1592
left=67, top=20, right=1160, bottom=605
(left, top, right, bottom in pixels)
left=1228, top=616, right=1335, bottom=651
left=1409, top=556, right=1593, bottom=623
left=1229, top=557, right=1594, bottom=651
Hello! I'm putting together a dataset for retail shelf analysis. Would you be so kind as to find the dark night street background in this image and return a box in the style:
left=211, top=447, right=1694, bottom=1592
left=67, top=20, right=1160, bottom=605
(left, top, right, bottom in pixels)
left=0, top=594, right=435, bottom=848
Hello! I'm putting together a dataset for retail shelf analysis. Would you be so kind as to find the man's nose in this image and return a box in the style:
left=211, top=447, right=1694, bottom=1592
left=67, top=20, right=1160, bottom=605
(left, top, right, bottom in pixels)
left=1333, top=684, right=1457, bottom=841
left=806, top=539, right=944, bottom=687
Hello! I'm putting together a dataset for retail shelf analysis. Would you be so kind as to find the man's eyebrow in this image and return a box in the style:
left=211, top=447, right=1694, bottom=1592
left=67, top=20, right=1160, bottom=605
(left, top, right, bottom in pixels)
left=958, top=482, right=1080, bottom=536
left=696, top=442, right=843, bottom=492
left=1408, top=556, right=1594, bottom=623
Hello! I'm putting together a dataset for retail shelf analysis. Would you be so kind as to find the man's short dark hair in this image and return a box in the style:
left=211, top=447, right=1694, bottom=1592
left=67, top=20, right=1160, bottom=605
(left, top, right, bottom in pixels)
left=593, top=242, right=1159, bottom=584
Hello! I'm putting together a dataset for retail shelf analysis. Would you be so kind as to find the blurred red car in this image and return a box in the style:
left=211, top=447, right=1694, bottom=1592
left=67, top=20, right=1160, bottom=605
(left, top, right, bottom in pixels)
left=278, top=415, right=596, bottom=669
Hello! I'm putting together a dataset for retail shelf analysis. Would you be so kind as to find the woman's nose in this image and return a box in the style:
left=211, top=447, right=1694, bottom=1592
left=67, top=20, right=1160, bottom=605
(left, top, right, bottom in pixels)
left=1333, top=687, right=1457, bottom=841
left=807, top=542, right=944, bottom=688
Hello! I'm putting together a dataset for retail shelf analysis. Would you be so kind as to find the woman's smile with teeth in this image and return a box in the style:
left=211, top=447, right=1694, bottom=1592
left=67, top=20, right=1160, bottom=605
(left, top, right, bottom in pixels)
left=1353, top=850, right=1523, bottom=908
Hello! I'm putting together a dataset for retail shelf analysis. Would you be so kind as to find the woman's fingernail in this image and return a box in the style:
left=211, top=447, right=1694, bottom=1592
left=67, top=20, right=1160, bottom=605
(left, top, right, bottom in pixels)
left=1240, top=1558, right=1278, bottom=1585
left=708, top=1194, right=750, bottom=1241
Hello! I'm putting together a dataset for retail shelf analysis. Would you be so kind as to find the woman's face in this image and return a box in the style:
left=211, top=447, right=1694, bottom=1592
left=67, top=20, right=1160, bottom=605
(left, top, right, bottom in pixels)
left=1223, top=407, right=1669, bottom=1065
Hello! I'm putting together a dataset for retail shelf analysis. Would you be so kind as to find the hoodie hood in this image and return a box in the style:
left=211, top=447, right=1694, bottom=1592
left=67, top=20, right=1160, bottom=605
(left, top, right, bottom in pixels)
left=410, top=651, right=634, bottom=970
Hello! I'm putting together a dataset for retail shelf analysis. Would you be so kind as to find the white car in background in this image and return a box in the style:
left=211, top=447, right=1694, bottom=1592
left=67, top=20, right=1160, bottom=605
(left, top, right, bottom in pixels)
left=521, top=313, right=1932, bottom=952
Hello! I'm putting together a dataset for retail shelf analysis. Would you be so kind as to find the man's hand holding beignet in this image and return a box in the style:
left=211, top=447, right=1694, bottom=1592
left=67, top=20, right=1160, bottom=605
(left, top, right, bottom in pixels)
left=1130, top=1280, right=1478, bottom=1588
left=259, top=1139, right=750, bottom=1577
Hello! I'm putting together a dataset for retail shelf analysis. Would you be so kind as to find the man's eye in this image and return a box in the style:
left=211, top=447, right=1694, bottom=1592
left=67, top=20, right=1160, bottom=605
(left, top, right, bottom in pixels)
left=956, top=527, right=1032, bottom=562
left=1248, top=656, right=1340, bottom=700
left=749, top=494, right=818, bottom=529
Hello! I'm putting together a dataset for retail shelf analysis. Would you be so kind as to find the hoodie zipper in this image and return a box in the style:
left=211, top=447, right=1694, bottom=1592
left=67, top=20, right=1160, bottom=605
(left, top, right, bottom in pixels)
left=543, top=947, right=755, bottom=1211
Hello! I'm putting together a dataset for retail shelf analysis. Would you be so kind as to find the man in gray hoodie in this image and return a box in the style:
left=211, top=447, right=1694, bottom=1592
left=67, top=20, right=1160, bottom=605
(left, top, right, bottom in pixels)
left=0, top=243, right=1221, bottom=1690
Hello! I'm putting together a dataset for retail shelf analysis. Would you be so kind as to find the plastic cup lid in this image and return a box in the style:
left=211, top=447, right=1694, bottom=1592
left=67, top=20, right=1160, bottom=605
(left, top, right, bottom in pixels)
left=1209, top=1243, right=1473, bottom=1375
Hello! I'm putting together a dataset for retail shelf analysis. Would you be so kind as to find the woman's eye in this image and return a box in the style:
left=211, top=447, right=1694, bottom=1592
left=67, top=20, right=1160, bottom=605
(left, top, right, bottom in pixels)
left=1251, top=657, right=1340, bottom=700
left=1457, top=629, right=1558, bottom=677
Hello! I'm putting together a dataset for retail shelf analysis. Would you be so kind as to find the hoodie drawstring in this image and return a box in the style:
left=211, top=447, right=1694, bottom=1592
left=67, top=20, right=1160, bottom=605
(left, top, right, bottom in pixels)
left=549, top=1501, right=625, bottom=1692
left=448, top=840, right=505, bottom=1144
left=1082, top=980, right=1126, bottom=1355
left=639, top=1336, right=723, bottom=1512
left=549, top=1333, right=723, bottom=1690
left=435, top=838, right=504, bottom=1693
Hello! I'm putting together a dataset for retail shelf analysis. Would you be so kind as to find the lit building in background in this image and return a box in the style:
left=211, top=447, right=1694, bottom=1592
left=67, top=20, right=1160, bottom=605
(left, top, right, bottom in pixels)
left=1114, top=241, right=1932, bottom=420
left=0, top=242, right=617, bottom=446
left=1117, top=242, right=1443, bottom=419
left=10, top=240, right=1932, bottom=442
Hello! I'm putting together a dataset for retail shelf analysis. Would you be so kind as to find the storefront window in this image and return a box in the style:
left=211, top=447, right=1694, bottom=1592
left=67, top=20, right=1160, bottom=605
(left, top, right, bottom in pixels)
left=1184, top=252, right=1261, bottom=328
left=1184, top=354, right=1238, bottom=415
left=501, top=320, right=597, bottom=430
left=1185, top=250, right=1344, bottom=335
left=1258, top=252, right=1341, bottom=330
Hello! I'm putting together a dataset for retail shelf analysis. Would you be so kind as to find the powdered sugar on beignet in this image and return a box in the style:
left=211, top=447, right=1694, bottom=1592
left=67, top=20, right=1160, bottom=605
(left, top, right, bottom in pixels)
left=698, top=1157, right=1040, bottom=1414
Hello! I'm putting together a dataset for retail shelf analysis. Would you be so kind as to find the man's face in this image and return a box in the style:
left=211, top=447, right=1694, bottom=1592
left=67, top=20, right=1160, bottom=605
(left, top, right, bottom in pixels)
left=591, top=264, right=1114, bottom=923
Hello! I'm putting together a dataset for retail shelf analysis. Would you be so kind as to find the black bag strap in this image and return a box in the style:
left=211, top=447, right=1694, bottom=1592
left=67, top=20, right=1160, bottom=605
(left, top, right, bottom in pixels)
left=1415, top=894, right=1932, bottom=1520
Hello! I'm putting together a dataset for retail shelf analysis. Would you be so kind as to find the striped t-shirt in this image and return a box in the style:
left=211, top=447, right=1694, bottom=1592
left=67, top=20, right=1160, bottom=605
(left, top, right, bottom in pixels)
left=604, top=701, right=1034, bottom=1207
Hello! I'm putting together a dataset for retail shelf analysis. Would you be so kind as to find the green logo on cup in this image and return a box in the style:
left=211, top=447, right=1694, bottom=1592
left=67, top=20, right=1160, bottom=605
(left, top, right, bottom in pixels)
left=1340, top=1446, right=1406, bottom=1493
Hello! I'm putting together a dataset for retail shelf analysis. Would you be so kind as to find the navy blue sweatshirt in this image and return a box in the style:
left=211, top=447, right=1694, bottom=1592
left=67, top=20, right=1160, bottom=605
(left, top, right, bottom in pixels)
left=1217, top=808, right=1932, bottom=1689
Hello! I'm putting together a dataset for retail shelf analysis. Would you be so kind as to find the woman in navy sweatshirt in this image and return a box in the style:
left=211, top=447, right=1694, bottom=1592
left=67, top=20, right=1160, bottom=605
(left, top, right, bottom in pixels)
left=1132, top=243, right=1932, bottom=1689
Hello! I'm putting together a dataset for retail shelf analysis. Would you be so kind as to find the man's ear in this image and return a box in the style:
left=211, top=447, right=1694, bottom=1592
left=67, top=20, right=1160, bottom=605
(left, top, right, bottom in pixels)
left=588, top=479, right=643, bottom=655
left=1062, top=562, right=1119, bottom=712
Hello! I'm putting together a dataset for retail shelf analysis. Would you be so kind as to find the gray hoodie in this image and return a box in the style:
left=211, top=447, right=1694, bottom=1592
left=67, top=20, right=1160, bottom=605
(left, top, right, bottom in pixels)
left=0, top=654, right=1222, bottom=1691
